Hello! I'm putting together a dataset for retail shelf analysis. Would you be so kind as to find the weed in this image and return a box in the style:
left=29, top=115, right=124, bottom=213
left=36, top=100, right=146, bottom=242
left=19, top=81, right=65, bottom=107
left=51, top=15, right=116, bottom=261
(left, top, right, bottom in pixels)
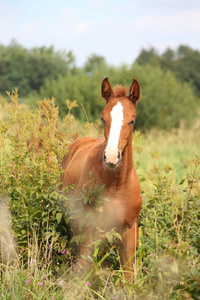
left=0, top=91, right=199, bottom=299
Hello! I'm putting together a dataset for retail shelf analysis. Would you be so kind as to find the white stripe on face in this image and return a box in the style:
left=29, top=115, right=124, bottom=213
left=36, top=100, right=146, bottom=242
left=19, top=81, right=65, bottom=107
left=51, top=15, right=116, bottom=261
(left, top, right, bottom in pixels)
left=105, top=102, right=124, bottom=164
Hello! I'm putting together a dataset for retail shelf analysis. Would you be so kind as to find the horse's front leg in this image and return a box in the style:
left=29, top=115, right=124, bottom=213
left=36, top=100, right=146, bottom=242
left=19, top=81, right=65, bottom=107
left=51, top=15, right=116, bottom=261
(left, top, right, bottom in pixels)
left=119, top=219, right=139, bottom=281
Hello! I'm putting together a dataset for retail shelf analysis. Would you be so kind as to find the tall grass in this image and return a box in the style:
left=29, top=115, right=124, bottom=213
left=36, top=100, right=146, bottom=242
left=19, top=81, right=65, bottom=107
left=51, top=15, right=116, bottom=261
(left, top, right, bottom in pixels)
left=136, top=121, right=200, bottom=179
left=0, top=92, right=199, bottom=299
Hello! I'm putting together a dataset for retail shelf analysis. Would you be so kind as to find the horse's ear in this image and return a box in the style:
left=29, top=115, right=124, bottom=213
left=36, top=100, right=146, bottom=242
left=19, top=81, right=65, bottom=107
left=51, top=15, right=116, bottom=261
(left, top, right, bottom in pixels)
left=129, top=79, right=140, bottom=104
left=101, top=77, right=114, bottom=102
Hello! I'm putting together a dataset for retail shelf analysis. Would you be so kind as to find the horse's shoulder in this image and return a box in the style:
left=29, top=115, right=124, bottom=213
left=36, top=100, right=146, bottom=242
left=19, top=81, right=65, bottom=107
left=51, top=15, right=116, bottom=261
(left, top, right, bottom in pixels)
left=63, top=137, right=104, bottom=168
left=69, top=136, right=104, bottom=150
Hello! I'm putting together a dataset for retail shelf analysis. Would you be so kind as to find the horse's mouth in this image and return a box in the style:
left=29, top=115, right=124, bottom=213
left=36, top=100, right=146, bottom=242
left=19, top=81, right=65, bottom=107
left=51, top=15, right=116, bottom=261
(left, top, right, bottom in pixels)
left=104, top=161, right=120, bottom=169
left=103, top=150, right=122, bottom=169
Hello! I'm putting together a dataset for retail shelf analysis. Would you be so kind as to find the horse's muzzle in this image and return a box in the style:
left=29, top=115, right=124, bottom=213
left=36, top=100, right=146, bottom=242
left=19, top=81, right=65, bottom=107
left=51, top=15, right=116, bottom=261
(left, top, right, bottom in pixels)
left=103, top=150, right=121, bottom=169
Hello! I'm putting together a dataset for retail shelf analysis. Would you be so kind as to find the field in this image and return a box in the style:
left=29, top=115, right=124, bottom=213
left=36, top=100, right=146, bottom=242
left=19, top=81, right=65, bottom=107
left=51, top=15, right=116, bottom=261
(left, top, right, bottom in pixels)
left=137, top=123, right=200, bottom=189
left=0, top=94, right=200, bottom=299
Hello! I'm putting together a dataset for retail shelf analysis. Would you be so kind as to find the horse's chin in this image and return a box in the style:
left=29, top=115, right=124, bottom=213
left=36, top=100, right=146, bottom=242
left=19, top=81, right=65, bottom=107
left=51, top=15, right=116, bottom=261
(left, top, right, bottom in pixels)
left=103, top=150, right=122, bottom=170
left=104, top=161, right=120, bottom=170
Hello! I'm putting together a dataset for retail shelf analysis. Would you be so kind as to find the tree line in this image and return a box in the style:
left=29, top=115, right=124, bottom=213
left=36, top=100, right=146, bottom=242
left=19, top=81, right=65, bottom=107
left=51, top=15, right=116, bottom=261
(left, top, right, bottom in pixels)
left=0, top=40, right=75, bottom=95
left=0, top=41, right=199, bottom=131
left=136, top=45, right=200, bottom=96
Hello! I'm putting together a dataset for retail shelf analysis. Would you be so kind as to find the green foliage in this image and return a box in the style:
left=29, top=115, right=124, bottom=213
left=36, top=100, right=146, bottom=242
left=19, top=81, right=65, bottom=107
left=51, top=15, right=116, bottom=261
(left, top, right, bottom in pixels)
left=0, top=41, right=75, bottom=96
left=135, top=47, right=160, bottom=66
left=0, top=90, right=200, bottom=299
left=133, top=64, right=198, bottom=130
left=27, top=47, right=75, bottom=93
left=68, top=173, right=108, bottom=238
left=67, top=172, right=121, bottom=259
left=136, top=153, right=200, bottom=299
left=0, top=42, right=30, bottom=95
left=0, top=41, right=199, bottom=131
left=0, top=262, right=64, bottom=300
left=39, top=68, right=106, bottom=122
left=38, top=63, right=198, bottom=131
left=0, top=91, right=78, bottom=263
left=136, top=44, right=200, bottom=97
left=83, top=54, right=106, bottom=74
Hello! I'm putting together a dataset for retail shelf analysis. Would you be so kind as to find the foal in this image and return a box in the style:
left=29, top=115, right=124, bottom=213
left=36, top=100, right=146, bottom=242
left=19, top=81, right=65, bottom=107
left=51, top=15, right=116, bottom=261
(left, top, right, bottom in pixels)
left=62, top=77, right=142, bottom=279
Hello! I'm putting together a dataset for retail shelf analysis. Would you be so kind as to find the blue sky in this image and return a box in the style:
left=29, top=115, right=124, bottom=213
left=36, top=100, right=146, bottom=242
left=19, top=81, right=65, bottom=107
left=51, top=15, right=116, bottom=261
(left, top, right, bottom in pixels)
left=0, top=0, right=200, bottom=66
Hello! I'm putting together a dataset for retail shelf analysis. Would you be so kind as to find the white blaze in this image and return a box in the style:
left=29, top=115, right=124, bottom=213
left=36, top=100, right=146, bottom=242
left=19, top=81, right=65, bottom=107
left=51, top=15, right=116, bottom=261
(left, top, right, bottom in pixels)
left=105, top=102, right=124, bottom=164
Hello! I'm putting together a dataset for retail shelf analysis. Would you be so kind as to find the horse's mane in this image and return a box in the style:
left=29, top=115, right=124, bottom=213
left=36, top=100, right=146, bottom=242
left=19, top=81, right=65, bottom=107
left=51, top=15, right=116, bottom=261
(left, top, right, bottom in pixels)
left=113, top=85, right=128, bottom=97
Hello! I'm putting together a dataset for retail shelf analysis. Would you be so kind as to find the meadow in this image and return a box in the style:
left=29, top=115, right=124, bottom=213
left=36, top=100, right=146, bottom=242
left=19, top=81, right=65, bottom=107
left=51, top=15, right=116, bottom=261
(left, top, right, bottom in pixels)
left=0, top=92, right=200, bottom=299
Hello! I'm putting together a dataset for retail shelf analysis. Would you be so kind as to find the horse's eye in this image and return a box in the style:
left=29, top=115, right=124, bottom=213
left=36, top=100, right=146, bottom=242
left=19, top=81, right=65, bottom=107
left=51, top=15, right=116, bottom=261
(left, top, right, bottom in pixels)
left=101, top=117, right=105, bottom=124
left=129, top=120, right=135, bottom=125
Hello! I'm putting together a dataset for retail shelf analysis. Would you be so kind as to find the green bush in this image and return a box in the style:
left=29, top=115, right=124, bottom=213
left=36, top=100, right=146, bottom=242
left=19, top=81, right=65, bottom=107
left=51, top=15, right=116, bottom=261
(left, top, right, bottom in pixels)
left=39, top=68, right=106, bottom=122
left=133, top=64, right=198, bottom=130
left=37, top=64, right=198, bottom=131
left=0, top=91, right=78, bottom=264
left=0, top=42, right=74, bottom=96
left=0, top=91, right=199, bottom=299
left=138, top=154, right=200, bottom=298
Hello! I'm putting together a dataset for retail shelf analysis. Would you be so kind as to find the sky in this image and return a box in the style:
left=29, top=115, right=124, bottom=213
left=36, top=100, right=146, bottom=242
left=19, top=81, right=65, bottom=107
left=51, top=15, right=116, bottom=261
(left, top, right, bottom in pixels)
left=0, top=0, right=200, bottom=66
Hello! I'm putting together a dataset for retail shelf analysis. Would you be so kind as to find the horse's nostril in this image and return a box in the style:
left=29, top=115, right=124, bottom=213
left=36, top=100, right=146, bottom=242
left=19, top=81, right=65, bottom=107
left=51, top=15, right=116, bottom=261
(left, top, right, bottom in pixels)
left=103, top=150, right=122, bottom=168
left=117, top=152, right=121, bottom=159
left=103, top=151, right=106, bottom=161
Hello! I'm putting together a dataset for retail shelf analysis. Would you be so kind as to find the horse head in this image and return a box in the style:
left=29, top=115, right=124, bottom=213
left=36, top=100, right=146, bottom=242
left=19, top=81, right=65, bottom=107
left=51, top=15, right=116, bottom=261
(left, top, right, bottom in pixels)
left=101, top=77, right=140, bottom=169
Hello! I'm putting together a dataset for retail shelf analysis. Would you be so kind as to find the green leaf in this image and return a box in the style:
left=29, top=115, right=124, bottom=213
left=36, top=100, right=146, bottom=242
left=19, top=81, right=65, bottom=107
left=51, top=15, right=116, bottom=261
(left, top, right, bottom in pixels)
left=173, top=284, right=185, bottom=290
left=56, top=212, right=62, bottom=224
left=98, top=184, right=106, bottom=194
left=93, top=247, right=99, bottom=265
left=179, top=178, right=186, bottom=185
left=112, top=231, right=122, bottom=241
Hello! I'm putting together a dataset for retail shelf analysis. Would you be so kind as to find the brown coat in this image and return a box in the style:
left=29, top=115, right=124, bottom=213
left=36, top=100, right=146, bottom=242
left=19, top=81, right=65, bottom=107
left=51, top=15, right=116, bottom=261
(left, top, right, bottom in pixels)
left=62, top=78, right=142, bottom=280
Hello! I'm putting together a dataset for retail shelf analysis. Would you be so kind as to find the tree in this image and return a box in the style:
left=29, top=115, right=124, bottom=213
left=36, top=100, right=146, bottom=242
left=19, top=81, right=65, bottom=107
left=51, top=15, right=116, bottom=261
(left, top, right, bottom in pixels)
left=132, top=64, right=198, bottom=130
left=135, top=47, right=160, bottom=66
left=173, top=48, right=200, bottom=94
left=38, top=63, right=198, bottom=130
left=0, top=42, right=75, bottom=96
left=135, top=45, right=200, bottom=96
left=160, top=48, right=175, bottom=69
left=84, top=54, right=106, bottom=74
left=0, top=42, right=29, bottom=94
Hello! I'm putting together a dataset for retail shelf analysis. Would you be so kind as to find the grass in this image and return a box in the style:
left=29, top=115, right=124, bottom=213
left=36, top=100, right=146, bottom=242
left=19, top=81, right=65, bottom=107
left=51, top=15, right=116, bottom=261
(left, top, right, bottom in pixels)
left=1, top=125, right=199, bottom=299
left=133, top=122, right=200, bottom=199
left=0, top=93, right=199, bottom=299
left=0, top=255, right=137, bottom=299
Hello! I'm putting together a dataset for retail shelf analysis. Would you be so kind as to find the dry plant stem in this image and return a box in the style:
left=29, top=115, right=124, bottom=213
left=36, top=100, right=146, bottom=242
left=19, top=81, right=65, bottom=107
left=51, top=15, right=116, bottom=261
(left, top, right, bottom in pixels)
left=172, top=201, right=184, bottom=247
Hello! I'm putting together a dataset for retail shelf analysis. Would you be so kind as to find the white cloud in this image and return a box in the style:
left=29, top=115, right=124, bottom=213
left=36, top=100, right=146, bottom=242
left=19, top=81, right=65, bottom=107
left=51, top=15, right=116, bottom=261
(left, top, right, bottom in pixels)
left=71, top=21, right=89, bottom=33
left=21, top=21, right=44, bottom=36
left=133, top=10, right=200, bottom=35
left=49, top=8, right=90, bottom=37
left=87, top=0, right=108, bottom=11
left=0, top=1, right=200, bottom=66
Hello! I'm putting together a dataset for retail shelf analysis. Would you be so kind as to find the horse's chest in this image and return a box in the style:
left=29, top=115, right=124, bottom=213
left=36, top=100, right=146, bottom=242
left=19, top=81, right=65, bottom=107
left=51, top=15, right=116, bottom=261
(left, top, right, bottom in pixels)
left=102, top=189, right=141, bottom=230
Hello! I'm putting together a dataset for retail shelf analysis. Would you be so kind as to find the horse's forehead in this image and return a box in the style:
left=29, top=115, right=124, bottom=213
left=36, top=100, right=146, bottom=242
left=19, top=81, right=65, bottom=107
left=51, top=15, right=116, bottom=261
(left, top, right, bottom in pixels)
left=104, top=98, right=135, bottom=119
left=110, top=102, right=123, bottom=119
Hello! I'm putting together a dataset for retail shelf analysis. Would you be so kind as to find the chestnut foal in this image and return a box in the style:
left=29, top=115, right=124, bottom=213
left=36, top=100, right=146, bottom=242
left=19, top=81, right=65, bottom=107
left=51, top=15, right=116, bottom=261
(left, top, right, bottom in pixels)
left=62, top=78, right=142, bottom=280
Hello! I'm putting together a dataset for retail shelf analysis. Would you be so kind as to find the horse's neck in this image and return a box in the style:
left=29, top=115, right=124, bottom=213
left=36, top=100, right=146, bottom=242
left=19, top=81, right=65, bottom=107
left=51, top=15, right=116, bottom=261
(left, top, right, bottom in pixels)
left=118, top=139, right=134, bottom=178
left=102, top=138, right=134, bottom=186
